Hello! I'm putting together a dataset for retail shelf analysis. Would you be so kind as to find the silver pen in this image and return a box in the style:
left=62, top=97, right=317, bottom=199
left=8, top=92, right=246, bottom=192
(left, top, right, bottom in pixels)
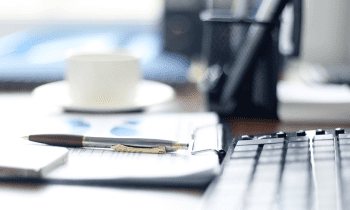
left=22, top=134, right=188, bottom=154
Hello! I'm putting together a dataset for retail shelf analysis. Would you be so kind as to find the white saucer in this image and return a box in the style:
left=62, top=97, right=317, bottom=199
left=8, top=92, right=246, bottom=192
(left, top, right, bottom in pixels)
left=32, top=80, right=175, bottom=112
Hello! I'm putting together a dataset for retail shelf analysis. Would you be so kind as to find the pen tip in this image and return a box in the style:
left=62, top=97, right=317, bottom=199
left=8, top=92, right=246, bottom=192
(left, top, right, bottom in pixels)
left=21, top=136, right=29, bottom=140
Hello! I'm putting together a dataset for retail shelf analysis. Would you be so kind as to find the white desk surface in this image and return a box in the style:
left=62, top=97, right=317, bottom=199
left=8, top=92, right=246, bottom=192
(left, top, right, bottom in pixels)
left=0, top=181, right=203, bottom=209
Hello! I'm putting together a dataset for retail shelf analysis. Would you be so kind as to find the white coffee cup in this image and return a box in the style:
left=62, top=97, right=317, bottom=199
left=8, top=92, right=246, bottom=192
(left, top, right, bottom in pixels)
left=66, top=53, right=140, bottom=108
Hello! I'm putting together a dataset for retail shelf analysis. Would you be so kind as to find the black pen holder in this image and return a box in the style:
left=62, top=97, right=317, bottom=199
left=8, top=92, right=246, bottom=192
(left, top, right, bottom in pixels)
left=200, top=9, right=284, bottom=120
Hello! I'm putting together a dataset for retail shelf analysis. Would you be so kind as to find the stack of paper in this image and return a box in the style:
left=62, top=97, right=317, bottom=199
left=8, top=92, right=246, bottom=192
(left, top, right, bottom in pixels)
left=277, top=81, right=350, bottom=122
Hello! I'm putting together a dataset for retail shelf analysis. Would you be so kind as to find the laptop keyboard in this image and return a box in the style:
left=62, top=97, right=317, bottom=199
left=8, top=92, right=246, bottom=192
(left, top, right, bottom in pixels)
left=200, top=128, right=350, bottom=210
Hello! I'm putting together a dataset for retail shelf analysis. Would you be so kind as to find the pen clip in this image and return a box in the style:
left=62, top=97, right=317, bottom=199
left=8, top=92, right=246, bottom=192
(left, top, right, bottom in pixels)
left=111, top=144, right=166, bottom=154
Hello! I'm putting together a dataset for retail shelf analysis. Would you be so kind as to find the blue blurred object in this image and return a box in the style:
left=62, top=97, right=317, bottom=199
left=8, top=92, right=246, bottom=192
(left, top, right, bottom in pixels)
left=0, top=25, right=190, bottom=88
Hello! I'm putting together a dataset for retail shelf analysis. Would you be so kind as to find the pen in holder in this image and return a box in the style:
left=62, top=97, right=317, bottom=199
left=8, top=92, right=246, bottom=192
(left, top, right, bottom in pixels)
left=201, top=0, right=302, bottom=119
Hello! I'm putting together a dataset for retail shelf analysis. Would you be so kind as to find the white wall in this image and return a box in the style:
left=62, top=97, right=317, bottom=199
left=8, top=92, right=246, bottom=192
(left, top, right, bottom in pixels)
left=301, top=0, right=349, bottom=65
left=0, top=0, right=163, bottom=22
left=0, top=0, right=164, bottom=38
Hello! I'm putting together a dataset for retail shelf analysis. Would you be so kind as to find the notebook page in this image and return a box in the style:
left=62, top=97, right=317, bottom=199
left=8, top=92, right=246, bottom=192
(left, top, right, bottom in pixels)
left=21, top=113, right=221, bottom=185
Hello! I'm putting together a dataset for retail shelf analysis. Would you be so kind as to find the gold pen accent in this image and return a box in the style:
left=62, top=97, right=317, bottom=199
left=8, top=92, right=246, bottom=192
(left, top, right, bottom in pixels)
left=170, top=143, right=189, bottom=151
left=82, top=135, right=87, bottom=147
left=111, top=144, right=166, bottom=154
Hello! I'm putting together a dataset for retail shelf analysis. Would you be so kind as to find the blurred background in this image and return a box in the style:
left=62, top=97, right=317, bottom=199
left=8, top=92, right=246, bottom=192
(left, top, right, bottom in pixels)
left=1, top=0, right=350, bottom=121
left=1, top=0, right=349, bottom=84
left=0, top=0, right=190, bottom=87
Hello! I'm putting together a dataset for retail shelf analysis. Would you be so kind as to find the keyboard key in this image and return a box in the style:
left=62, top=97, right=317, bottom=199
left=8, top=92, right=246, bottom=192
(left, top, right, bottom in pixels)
left=313, top=140, right=334, bottom=147
left=245, top=203, right=272, bottom=210
left=285, top=147, right=309, bottom=163
left=231, top=151, right=257, bottom=159
left=288, top=142, right=309, bottom=148
left=335, top=128, right=345, bottom=136
left=246, top=164, right=281, bottom=208
left=340, top=150, right=350, bottom=159
left=316, top=129, right=326, bottom=135
left=228, top=158, right=256, bottom=167
left=263, top=143, right=284, bottom=150
left=313, top=160, right=337, bottom=209
left=202, top=161, right=252, bottom=210
left=288, top=136, right=309, bottom=142
left=340, top=146, right=350, bottom=160
left=313, top=146, right=334, bottom=152
left=225, top=160, right=254, bottom=175
left=314, top=134, right=334, bottom=140
left=234, top=144, right=259, bottom=152
left=282, top=163, right=309, bottom=192
left=281, top=162, right=309, bottom=202
left=283, top=162, right=309, bottom=176
left=341, top=162, right=350, bottom=210
left=241, top=135, right=254, bottom=140
left=341, top=159, right=350, bottom=168
left=277, top=131, right=287, bottom=138
left=236, top=138, right=284, bottom=146
left=259, top=155, right=282, bottom=164
left=260, top=149, right=283, bottom=157
left=296, top=130, right=307, bottom=136
left=313, top=152, right=335, bottom=160
left=253, top=164, right=281, bottom=182
left=340, top=144, right=350, bottom=151
left=339, top=139, right=350, bottom=145
left=223, top=160, right=255, bottom=187
left=339, top=133, right=350, bottom=139
left=286, top=147, right=309, bottom=154
left=257, top=135, right=272, bottom=139
left=285, top=153, right=309, bottom=162
left=281, top=199, right=308, bottom=210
